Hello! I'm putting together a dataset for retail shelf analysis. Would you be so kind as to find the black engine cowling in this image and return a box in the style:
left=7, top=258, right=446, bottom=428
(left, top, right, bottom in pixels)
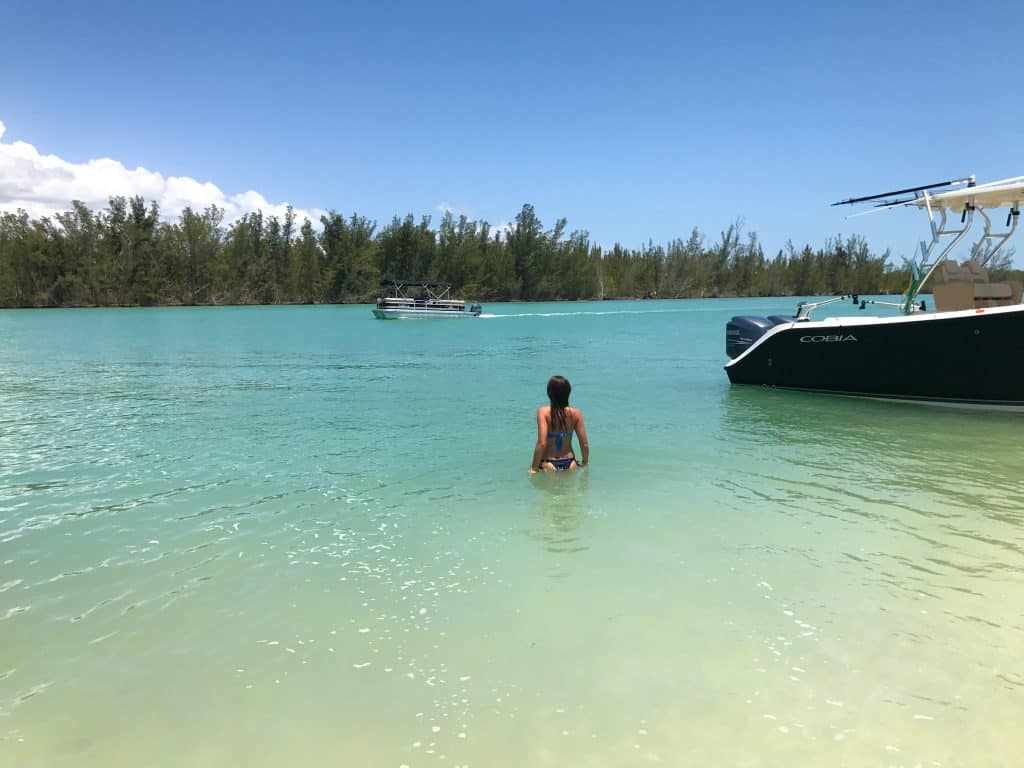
left=726, top=315, right=793, bottom=359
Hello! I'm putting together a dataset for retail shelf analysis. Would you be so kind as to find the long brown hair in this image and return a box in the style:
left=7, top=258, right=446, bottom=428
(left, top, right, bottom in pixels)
left=546, top=375, right=572, bottom=433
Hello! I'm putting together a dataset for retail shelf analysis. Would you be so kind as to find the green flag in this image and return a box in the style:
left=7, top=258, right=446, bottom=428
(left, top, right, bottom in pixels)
left=901, top=259, right=924, bottom=314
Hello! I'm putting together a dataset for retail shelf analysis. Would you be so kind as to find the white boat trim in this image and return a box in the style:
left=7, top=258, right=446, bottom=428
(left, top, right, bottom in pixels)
left=725, top=302, right=1024, bottom=369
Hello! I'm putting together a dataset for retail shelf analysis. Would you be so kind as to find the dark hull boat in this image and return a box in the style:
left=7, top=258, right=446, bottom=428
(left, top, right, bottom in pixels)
left=725, top=175, right=1024, bottom=406
left=725, top=304, right=1024, bottom=405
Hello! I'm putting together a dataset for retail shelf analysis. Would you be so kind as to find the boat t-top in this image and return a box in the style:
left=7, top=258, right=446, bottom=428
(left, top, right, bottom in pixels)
left=724, top=175, right=1024, bottom=406
left=373, top=280, right=482, bottom=319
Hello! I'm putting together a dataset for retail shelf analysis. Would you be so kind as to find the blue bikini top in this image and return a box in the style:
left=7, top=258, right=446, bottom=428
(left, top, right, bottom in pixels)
left=548, top=431, right=572, bottom=451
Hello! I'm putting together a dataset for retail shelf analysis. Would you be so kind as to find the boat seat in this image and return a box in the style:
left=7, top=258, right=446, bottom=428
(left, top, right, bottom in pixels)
left=932, top=260, right=993, bottom=283
left=963, top=261, right=990, bottom=283
left=932, top=278, right=1023, bottom=310
left=973, top=283, right=1014, bottom=299
left=929, top=259, right=1021, bottom=310
left=932, top=261, right=969, bottom=283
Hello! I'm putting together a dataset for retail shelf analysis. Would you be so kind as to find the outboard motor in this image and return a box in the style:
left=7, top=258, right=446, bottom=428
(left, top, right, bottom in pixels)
left=726, top=315, right=792, bottom=359
left=469, top=303, right=482, bottom=315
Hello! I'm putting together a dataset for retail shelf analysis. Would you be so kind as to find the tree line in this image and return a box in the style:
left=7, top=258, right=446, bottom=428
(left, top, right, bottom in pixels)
left=0, top=196, right=1007, bottom=308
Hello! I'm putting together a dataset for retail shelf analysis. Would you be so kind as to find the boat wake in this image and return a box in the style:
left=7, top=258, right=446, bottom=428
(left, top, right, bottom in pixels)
left=480, top=308, right=712, bottom=319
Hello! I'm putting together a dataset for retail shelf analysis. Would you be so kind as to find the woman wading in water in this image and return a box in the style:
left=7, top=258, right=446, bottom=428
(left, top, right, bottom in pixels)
left=529, top=375, right=589, bottom=474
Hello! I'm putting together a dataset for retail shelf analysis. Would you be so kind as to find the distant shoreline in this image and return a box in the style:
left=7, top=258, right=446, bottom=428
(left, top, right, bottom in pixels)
left=1, top=199, right=923, bottom=310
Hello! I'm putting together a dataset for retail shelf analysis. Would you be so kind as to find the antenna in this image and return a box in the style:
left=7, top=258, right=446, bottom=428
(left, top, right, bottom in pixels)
left=832, top=176, right=973, bottom=206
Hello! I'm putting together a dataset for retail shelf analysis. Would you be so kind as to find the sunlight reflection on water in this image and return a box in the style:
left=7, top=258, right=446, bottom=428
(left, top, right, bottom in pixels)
left=0, top=302, right=1022, bottom=766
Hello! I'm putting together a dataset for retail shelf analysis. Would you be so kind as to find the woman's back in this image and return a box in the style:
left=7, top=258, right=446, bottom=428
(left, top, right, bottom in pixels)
left=542, top=405, right=580, bottom=456
left=529, top=375, right=589, bottom=473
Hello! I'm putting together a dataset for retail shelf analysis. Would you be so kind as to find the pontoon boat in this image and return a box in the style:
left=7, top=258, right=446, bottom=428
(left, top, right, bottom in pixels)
left=373, top=280, right=482, bottom=319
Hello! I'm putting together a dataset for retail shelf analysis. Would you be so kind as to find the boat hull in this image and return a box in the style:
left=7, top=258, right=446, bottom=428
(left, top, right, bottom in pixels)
left=724, top=304, right=1024, bottom=405
left=372, top=307, right=480, bottom=319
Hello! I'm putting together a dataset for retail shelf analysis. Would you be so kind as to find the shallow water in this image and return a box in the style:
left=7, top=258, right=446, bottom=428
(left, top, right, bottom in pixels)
left=1, top=299, right=1022, bottom=767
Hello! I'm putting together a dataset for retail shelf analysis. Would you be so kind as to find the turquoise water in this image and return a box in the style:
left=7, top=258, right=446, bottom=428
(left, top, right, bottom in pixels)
left=1, top=299, right=1022, bottom=767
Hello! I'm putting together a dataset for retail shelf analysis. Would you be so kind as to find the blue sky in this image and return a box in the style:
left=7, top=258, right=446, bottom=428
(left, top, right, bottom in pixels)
left=1, top=0, right=1021, bottom=262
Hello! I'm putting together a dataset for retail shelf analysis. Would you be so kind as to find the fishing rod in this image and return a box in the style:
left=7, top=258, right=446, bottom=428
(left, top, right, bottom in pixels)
left=831, top=176, right=974, bottom=207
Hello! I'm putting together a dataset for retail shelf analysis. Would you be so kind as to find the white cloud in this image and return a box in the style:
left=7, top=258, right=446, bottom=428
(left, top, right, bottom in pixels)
left=490, top=220, right=513, bottom=240
left=0, top=121, right=326, bottom=226
left=436, top=201, right=511, bottom=241
left=437, top=201, right=466, bottom=217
